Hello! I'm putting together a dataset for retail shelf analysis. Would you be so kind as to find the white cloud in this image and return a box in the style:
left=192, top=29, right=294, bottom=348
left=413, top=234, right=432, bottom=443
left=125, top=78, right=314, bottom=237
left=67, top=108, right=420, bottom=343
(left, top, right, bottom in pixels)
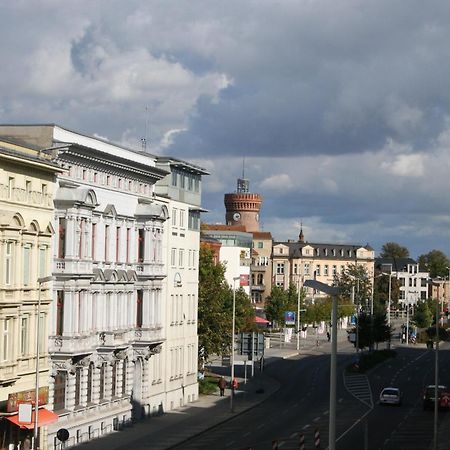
left=260, top=173, right=294, bottom=192
left=382, top=154, right=425, bottom=177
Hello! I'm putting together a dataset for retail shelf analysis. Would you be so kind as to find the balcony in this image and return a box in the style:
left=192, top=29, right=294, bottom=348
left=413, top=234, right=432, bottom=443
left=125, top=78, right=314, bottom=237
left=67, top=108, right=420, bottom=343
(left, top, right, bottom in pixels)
left=130, top=327, right=164, bottom=345
left=54, top=258, right=93, bottom=275
left=49, top=333, right=99, bottom=355
left=135, top=262, right=166, bottom=278
left=251, top=264, right=268, bottom=272
left=251, top=283, right=266, bottom=292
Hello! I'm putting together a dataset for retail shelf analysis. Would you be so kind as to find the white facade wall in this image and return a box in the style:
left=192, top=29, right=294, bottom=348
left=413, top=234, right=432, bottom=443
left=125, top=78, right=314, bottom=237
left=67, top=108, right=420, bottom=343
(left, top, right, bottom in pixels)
left=220, top=246, right=251, bottom=295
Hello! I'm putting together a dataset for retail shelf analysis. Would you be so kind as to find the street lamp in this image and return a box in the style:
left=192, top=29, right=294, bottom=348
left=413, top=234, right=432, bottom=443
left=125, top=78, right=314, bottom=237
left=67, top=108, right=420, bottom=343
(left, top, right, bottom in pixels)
left=33, top=275, right=54, bottom=450
left=304, top=279, right=340, bottom=450
left=230, top=276, right=240, bottom=413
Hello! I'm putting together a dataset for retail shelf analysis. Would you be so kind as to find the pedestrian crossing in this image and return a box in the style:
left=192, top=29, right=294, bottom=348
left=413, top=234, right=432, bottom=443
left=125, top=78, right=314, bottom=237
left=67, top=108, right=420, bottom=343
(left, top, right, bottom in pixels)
left=343, top=373, right=374, bottom=408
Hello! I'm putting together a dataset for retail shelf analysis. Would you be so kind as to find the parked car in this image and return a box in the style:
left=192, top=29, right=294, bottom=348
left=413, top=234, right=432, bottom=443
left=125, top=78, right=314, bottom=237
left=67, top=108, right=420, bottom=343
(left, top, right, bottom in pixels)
left=422, top=385, right=450, bottom=410
left=379, top=387, right=402, bottom=406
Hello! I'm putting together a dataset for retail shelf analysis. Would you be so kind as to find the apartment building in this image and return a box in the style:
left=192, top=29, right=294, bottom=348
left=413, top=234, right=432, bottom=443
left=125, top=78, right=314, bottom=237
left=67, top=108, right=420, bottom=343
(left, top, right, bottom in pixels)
left=0, top=138, right=61, bottom=450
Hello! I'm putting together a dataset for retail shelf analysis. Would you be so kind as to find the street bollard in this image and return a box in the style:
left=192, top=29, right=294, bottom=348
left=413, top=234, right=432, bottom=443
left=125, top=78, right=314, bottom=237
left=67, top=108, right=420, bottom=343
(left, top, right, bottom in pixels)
left=299, top=433, right=305, bottom=450
left=314, top=428, right=320, bottom=449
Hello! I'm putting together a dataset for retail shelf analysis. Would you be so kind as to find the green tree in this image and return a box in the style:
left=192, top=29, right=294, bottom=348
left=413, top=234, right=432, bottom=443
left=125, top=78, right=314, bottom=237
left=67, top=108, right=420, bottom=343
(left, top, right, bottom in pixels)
left=334, top=264, right=372, bottom=312
left=412, top=301, right=433, bottom=328
left=373, top=273, right=401, bottom=312
left=198, top=247, right=231, bottom=361
left=418, top=250, right=449, bottom=278
left=380, top=242, right=410, bottom=258
left=264, top=286, right=289, bottom=327
left=372, top=311, right=391, bottom=349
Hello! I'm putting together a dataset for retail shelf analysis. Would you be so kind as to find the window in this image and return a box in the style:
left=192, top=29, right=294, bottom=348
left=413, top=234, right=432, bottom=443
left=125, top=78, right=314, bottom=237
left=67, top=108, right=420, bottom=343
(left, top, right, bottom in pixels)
left=171, top=248, right=176, bottom=266
left=104, top=225, right=110, bottom=261
left=171, top=171, right=177, bottom=186
left=126, top=228, right=131, bottom=263
left=257, top=242, right=263, bottom=249
left=38, top=313, right=45, bottom=353
left=194, top=177, right=200, bottom=192
left=324, top=265, right=329, bottom=276
left=26, top=180, right=31, bottom=199
left=87, top=362, right=94, bottom=403
left=56, top=290, right=64, bottom=336
left=276, top=263, right=284, bottom=274
left=293, top=264, right=298, bottom=274
left=138, top=229, right=145, bottom=262
left=304, top=263, right=310, bottom=275
left=136, top=290, right=143, bottom=328
left=23, top=244, right=31, bottom=286
left=75, top=367, right=82, bottom=406
left=20, top=316, right=28, bottom=356
left=8, top=177, right=14, bottom=199
left=332, top=265, right=337, bottom=276
left=180, top=174, right=186, bottom=189
left=172, top=208, right=177, bottom=227
left=179, top=249, right=184, bottom=267
left=5, top=241, right=12, bottom=285
left=53, top=371, right=67, bottom=411
left=58, top=218, right=66, bottom=258
left=111, top=362, right=117, bottom=397
left=315, top=265, right=321, bottom=276
left=116, top=227, right=121, bottom=262
left=179, top=210, right=185, bottom=228
left=94, top=172, right=98, bottom=183
left=91, top=223, right=97, bottom=260
left=122, top=359, right=127, bottom=396
left=99, top=364, right=106, bottom=400
left=1, top=319, right=11, bottom=361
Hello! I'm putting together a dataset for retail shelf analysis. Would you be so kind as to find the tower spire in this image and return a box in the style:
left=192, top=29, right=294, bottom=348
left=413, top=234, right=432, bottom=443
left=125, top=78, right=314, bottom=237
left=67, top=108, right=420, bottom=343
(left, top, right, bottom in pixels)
left=298, top=221, right=304, bottom=243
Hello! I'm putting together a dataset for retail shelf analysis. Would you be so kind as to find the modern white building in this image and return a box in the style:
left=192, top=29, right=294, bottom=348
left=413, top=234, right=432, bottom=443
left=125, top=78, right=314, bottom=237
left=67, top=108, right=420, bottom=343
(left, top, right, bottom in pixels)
left=376, top=257, right=429, bottom=307
left=0, top=125, right=207, bottom=449
left=200, top=226, right=252, bottom=295
left=154, top=157, right=208, bottom=411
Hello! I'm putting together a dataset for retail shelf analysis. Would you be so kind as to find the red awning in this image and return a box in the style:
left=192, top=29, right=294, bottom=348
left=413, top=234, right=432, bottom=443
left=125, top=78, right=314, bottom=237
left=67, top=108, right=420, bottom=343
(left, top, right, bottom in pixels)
left=254, top=316, right=270, bottom=324
left=5, top=408, right=58, bottom=429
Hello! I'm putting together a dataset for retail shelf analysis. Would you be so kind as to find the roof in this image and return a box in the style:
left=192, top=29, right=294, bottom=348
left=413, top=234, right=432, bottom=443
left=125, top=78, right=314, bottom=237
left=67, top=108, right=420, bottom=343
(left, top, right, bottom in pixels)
left=375, top=257, right=418, bottom=272
left=273, top=241, right=373, bottom=259
left=252, top=231, right=272, bottom=239
left=202, top=224, right=247, bottom=232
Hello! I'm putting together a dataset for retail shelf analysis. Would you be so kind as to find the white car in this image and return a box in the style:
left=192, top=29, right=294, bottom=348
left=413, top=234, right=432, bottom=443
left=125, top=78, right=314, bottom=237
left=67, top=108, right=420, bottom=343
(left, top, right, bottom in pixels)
left=379, top=387, right=402, bottom=406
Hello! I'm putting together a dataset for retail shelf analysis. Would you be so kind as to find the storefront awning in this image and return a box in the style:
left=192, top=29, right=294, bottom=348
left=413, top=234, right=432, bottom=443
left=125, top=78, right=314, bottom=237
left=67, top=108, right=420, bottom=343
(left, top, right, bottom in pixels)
left=5, top=408, right=58, bottom=429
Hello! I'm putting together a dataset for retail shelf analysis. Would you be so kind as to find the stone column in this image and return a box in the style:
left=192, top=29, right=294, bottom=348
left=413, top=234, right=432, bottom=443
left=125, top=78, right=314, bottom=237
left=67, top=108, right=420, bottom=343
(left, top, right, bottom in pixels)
left=66, top=370, right=76, bottom=411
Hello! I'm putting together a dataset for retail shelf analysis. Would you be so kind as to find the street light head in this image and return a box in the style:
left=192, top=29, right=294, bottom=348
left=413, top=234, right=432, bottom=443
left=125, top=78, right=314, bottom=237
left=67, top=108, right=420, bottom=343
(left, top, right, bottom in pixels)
left=37, top=275, right=55, bottom=284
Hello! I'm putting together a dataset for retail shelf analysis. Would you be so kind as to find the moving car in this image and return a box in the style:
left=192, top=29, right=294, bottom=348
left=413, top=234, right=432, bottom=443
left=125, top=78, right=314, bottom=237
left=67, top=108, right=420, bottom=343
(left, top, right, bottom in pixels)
left=422, top=385, right=450, bottom=410
left=379, top=387, right=402, bottom=406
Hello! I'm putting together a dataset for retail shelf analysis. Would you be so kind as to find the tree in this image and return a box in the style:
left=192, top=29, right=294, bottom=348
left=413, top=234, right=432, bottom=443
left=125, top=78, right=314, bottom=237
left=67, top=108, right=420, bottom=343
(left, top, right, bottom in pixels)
left=264, top=286, right=289, bottom=327
left=412, top=301, right=433, bottom=328
left=380, top=242, right=409, bottom=259
left=198, top=247, right=231, bottom=361
left=334, top=264, right=372, bottom=312
left=198, top=247, right=255, bottom=362
left=418, top=250, right=449, bottom=278
left=373, top=273, right=401, bottom=311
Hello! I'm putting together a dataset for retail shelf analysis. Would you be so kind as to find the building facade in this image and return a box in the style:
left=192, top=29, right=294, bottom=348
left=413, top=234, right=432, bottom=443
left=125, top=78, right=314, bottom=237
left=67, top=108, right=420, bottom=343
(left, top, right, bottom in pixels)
left=251, top=232, right=272, bottom=305
left=0, top=139, right=61, bottom=450
left=0, top=125, right=207, bottom=449
left=273, top=232, right=375, bottom=298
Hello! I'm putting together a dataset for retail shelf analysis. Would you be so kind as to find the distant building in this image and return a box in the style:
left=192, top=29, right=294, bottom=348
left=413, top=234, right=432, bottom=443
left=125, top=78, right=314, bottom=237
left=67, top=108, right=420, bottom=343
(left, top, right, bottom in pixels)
left=201, top=225, right=252, bottom=295
left=251, top=231, right=273, bottom=304
left=375, top=257, right=430, bottom=307
left=224, top=176, right=262, bottom=232
left=273, top=229, right=375, bottom=299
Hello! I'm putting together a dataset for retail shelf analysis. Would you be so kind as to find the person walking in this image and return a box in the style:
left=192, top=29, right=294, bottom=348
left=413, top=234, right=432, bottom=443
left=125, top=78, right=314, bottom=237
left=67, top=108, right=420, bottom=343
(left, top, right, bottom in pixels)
left=218, top=377, right=227, bottom=396
left=326, top=331, right=331, bottom=342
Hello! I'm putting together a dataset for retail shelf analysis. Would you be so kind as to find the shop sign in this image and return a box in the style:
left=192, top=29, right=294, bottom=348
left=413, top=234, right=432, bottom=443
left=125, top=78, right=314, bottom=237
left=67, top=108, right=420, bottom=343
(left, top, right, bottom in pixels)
left=7, top=387, right=49, bottom=413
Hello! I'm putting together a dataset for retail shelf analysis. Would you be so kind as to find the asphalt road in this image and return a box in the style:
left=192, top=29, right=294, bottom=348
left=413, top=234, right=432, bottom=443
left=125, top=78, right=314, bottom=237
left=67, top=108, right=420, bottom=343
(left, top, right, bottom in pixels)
left=171, top=338, right=450, bottom=450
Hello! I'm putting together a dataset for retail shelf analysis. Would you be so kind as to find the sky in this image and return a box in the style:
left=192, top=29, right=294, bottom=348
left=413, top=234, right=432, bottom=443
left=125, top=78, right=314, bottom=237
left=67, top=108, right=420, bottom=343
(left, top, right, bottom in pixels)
left=2, top=0, right=450, bottom=259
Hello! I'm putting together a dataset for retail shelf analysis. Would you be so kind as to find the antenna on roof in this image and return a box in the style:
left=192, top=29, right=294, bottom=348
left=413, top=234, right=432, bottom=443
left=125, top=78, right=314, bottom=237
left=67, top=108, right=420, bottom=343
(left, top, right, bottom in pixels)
left=141, top=105, right=150, bottom=151
left=242, top=157, right=245, bottom=179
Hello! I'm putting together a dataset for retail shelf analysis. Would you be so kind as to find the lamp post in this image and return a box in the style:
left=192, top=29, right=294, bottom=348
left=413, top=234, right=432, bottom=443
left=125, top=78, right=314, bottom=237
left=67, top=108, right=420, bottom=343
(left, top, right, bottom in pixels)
left=296, top=276, right=304, bottom=352
left=230, top=276, right=240, bottom=413
left=34, top=275, right=54, bottom=450
left=304, top=279, right=340, bottom=450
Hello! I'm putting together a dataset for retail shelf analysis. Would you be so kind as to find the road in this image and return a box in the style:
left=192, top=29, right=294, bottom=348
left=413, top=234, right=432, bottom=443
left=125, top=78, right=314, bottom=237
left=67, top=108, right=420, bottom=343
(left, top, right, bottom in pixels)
left=170, top=337, right=450, bottom=450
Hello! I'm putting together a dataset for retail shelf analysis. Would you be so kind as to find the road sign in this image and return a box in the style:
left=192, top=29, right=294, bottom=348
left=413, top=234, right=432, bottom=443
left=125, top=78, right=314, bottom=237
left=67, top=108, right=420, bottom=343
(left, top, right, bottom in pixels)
left=284, top=311, right=296, bottom=325
left=238, top=332, right=264, bottom=359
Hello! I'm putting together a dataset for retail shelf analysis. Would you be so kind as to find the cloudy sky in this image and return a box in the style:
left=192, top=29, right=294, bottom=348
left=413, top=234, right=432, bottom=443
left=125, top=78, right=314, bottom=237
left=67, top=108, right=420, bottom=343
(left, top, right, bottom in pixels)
left=2, top=0, right=450, bottom=258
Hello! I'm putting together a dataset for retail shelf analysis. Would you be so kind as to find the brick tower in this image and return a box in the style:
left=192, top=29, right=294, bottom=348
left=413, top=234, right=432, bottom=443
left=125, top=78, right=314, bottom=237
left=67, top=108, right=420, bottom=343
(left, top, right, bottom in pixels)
left=224, top=176, right=262, bottom=232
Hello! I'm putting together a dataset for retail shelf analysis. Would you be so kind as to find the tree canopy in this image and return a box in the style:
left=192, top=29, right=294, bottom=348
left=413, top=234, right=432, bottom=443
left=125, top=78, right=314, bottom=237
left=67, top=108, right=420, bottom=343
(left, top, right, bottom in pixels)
left=418, top=249, right=449, bottom=278
left=380, top=242, right=410, bottom=259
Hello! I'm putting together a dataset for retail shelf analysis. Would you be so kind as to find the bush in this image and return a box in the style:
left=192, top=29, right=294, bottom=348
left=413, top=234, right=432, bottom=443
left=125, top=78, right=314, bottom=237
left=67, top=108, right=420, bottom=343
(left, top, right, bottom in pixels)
left=199, top=376, right=219, bottom=395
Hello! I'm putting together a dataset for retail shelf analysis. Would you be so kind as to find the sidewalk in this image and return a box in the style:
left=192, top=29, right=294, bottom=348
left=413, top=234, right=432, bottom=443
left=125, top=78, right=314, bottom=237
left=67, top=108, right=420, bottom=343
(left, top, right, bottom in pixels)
left=75, top=330, right=345, bottom=450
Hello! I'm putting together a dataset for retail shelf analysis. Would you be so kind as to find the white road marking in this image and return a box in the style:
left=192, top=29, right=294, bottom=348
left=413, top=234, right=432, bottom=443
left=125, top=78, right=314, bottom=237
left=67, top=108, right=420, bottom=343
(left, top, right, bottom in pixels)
left=243, top=432, right=251, bottom=437
left=290, top=432, right=298, bottom=438
left=225, top=441, right=235, bottom=447
left=257, top=423, right=265, bottom=430
left=302, top=424, right=310, bottom=430
left=313, top=416, right=321, bottom=422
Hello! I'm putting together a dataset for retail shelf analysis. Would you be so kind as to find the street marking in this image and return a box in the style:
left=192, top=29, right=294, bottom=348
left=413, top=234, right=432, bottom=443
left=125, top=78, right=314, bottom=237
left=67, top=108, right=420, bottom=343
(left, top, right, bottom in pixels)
left=225, top=441, right=235, bottom=447
left=290, top=432, right=298, bottom=438
left=313, top=416, right=320, bottom=422
left=257, top=423, right=265, bottom=429
left=243, top=432, right=251, bottom=437
left=302, top=424, right=310, bottom=430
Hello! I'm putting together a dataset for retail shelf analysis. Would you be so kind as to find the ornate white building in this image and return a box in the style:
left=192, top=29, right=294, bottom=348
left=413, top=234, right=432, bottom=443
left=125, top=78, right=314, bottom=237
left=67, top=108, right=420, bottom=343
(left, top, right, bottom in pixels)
left=0, top=125, right=207, bottom=449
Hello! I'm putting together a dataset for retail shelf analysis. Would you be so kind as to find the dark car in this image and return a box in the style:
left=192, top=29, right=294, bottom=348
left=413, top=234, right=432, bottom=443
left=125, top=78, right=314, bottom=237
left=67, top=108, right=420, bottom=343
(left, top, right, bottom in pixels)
left=422, top=385, right=450, bottom=410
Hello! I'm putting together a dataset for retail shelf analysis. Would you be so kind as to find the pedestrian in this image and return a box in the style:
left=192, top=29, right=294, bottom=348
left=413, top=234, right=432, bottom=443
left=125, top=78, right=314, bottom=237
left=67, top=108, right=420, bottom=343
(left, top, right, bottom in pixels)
left=326, top=331, right=331, bottom=342
left=231, top=377, right=238, bottom=391
left=218, top=376, right=226, bottom=396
